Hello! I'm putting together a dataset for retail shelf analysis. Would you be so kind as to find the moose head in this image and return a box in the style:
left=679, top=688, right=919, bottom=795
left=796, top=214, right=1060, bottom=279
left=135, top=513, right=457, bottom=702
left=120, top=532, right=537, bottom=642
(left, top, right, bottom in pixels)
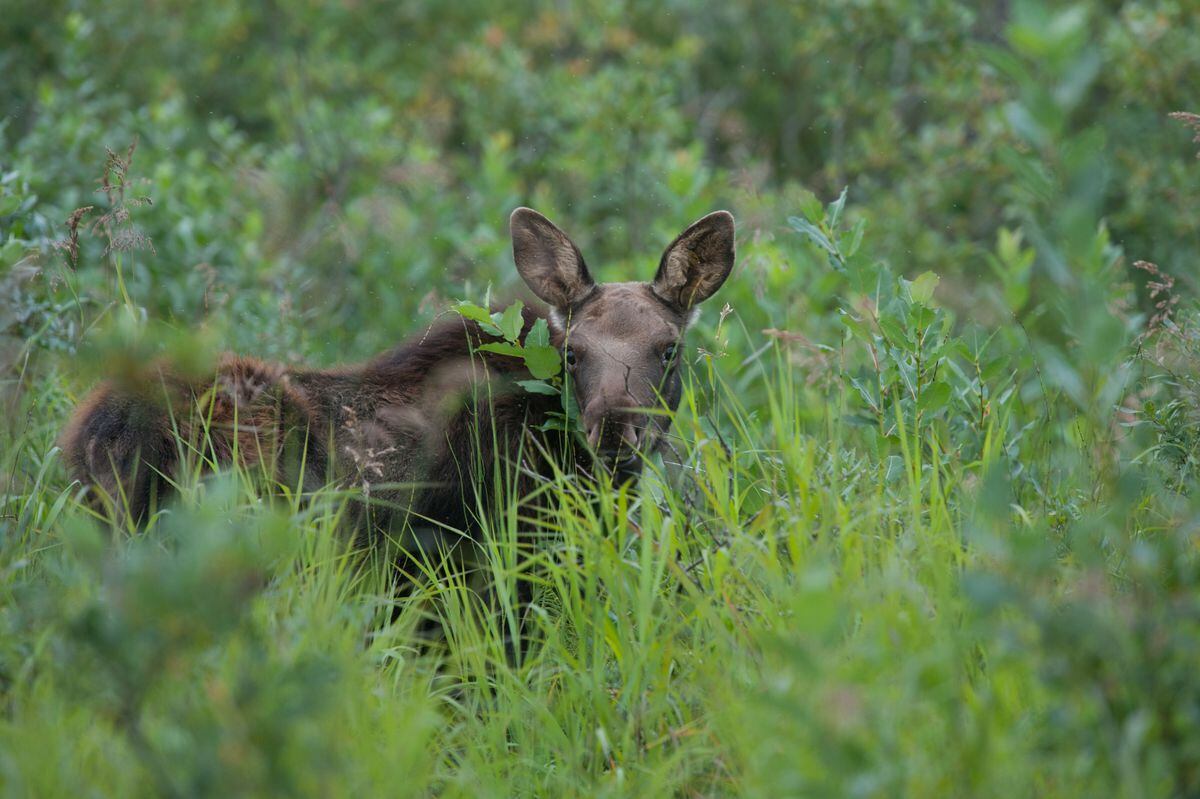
left=510, top=207, right=735, bottom=473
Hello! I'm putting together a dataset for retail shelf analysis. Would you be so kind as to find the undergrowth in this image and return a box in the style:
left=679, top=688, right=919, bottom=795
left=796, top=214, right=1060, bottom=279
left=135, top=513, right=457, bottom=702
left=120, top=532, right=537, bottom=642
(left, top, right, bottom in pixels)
left=1, top=173, right=1199, bottom=796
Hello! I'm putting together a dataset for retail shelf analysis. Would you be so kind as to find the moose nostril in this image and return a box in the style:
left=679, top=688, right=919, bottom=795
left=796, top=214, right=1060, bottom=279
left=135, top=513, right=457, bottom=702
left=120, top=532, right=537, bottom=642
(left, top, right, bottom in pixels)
left=587, top=414, right=641, bottom=456
left=585, top=413, right=638, bottom=453
left=619, top=422, right=637, bottom=449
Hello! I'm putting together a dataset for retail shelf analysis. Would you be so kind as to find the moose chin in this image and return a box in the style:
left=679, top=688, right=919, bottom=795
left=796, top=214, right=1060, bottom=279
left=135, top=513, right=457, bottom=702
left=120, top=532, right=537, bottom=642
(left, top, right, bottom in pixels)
left=61, top=208, right=736, bottom=545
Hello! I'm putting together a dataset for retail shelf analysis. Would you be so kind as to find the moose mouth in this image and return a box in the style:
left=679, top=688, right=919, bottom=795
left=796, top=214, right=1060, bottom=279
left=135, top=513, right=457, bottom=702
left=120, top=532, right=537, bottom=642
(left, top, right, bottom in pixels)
left=589, top=418, right=657, bottom=479
left=596, top=449, right=643, bottom=481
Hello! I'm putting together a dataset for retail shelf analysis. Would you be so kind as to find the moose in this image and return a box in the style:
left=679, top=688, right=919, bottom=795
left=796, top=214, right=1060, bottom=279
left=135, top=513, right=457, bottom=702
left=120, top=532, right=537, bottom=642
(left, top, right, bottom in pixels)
left=62, top=208, right=736, bottom=547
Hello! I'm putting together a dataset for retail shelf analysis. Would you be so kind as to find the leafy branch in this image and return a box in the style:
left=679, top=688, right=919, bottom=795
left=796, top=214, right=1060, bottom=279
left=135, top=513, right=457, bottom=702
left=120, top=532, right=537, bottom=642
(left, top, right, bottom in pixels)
left=452, top=297, right=581, bottom=433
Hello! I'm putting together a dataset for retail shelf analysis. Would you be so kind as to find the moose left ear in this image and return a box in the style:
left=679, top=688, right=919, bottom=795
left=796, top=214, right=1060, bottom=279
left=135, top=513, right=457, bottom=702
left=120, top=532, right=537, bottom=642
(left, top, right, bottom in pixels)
left=651, top=210, right=735, bottom=310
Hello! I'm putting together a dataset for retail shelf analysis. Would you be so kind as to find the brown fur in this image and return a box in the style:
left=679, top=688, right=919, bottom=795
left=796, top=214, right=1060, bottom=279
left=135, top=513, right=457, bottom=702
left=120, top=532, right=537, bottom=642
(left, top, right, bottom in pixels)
left=61, top=208, right=736, bottom=548
left=61, top=313, right=559, bottom=540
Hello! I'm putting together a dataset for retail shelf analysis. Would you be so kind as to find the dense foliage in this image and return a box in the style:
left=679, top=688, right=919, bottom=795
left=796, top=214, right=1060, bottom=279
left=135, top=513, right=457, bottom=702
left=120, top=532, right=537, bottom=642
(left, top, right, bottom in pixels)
left=2, top=1, right=1199, bottom=795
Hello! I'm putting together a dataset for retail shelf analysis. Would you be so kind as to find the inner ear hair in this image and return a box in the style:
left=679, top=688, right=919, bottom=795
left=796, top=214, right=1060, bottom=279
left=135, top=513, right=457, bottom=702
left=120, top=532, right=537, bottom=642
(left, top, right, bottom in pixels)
left=652, top=210, right=735, bottom=310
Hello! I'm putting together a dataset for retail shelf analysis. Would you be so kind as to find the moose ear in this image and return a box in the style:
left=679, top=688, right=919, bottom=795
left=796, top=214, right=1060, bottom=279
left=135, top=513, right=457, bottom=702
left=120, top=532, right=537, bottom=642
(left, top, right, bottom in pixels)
left=651, top=210, right=735, bottom=310
left=510, top=207, right=595, bottom=309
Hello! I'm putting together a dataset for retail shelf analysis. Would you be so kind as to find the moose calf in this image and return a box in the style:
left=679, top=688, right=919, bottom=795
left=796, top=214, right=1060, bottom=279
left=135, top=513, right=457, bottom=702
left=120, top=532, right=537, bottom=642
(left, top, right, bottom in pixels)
left=62, top=208, right=735, bottom=544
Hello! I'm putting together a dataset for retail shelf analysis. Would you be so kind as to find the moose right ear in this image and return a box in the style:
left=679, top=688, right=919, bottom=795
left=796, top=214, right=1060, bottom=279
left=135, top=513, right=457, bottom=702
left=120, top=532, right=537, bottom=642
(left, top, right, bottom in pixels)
left=510, top=207, right=595, bottom=309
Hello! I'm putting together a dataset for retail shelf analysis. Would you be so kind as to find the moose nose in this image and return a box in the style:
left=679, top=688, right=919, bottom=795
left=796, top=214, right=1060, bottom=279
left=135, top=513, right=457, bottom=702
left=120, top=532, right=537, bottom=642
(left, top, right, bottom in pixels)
left=585, top=410, right=640, bottom=455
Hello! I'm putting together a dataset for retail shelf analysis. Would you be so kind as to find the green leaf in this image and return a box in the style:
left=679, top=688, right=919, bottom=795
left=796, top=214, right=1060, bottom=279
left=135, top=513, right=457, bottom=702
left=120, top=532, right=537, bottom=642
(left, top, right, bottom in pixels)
left=787, top=216, right=837, bottom=258
left=907, top=271, right=940, bottom=305
left=453, top=300, right=491, bottom=324
left=523, top=345, right=562, bottom=379
left=981, top=355, right=1009, bottom=383
left=828, top=186, right=848, bottom=230
left=0, top=238, right=25, bottom=267
left=848, top=376, right=880, bottom=413
left=884, top=454, right=905, bottom=483
left=517, top=379, right=560, bottom=396
left=843, top=218, right=866, bottom=258
left=477, top=342, right=525, bottom=359
left=838, top=308, right=873, bottom=342
left=525, top=317, right=551, bottom=348
left=893, top=359, right=918, bottom=397
left=877, top=316, right=910, bottom=349
left=453, top=300, right=502, bottom=336
left=536, top=391, right=581, bottom=433
left=997, top=227, right=1025, bottom=265
left=561, top=386, right=581, bottom=426
left=917, top=381, right=953, bottom=413
left=494, top=300, right=525, bottom=343
left=797, top=190, right=824, bottom=223
left=842, top=413, right=878, bottom=428
left=912, top=305, right=937, bottom=330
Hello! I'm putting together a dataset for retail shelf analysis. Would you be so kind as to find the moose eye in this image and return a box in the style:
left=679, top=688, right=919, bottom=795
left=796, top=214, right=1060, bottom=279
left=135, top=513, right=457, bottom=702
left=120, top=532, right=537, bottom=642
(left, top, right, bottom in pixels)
left=564, top=347, right=577, bottom=368
left=662, top=344, right=678, bottom=367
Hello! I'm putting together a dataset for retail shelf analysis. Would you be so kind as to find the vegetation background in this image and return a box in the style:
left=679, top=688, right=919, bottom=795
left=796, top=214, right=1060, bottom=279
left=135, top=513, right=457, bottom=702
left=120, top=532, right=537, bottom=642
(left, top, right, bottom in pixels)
left=2, top=0, right=1200, bottom=795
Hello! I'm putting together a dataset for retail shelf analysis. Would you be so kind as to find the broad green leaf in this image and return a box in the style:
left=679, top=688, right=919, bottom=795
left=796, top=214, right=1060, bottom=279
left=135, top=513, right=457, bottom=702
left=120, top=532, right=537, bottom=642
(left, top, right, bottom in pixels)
left=517, top=379, right=559, bottom=396
left=843, top=217, right=867, bottom=258
left=896, top=362, right=919, bottom=399
left=477, top=342, right=525, bottom=359
left=918, top=381, right=953, bottom=413
left=828, top=186, right=848, bottom=230
left=838, top=308, right=873, bottom=342
left=848, top=376, right=880, bottom=412
left=494, top=300, right=525, bottom=343
left=787, top=216, right=837, bottom=258
left=842, top=413, right=878, bottom=428
left=908, top=271, right=940, bottom=305
left=523, top=345, right=562, bottom=379
left=910, top=305, right=936, bottom=329
left=797, top=190, right=824, bottom=223
left=560, top=386, right=581, bottom=426
left=877, top=316, right=910, bottom=349
left=453, top=300, right=491, bottom=324
left=982, top=355, right=1009, bottom=383
left=884, top=454, right=905, bottom=483
left=536, top=394, right=580, bottom=433
left=0, top=238, right=25, bottom=267
left=454, top=300, right=502, bottom=336
left=525, top=317, right=551, bottom=348
left=997, top=227, right=1025, bottom=265
left=535, top=415, right=571, bottom=433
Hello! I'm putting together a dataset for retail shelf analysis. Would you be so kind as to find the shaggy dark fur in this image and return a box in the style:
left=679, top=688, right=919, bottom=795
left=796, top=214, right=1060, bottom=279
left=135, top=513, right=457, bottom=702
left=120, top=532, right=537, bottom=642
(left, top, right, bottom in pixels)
left=61, top=309, right=565, bottom=544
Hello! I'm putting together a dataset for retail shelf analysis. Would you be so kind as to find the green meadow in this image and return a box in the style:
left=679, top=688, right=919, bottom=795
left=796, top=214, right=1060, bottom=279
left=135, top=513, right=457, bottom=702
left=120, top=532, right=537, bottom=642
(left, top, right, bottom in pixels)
left=2, top=2, right=1199, bottom=796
